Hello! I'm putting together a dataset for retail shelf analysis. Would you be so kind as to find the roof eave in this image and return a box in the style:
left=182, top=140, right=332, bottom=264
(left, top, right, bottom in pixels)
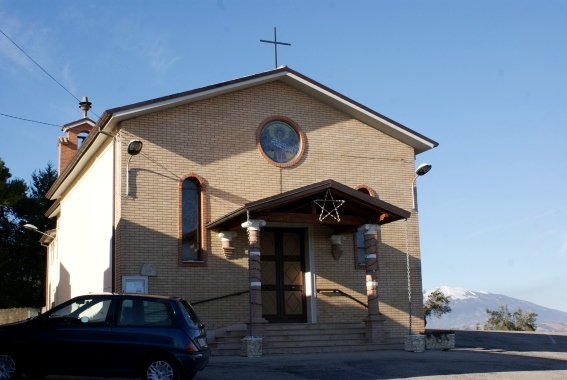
left=103, top=69, right=290, bottom=131
left=46, top=66, right=438, bottom=200
left=278, top=70, right=438, bottom=154
left=206, top=179, right=411, bottom=231
left=46, top=112, right=114, bottom=199
left=98, top=66, right=437, bottom=153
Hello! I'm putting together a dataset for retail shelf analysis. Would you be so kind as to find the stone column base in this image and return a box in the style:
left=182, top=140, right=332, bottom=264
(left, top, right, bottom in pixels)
left=404, top=334, right=425, bottom=352
left=241, top=336, right=263, bottom=357
left=364, top=314, right=386, bottom=342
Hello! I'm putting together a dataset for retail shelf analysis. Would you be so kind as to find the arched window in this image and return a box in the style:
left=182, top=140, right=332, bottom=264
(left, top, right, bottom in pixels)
left=77, top=131, right=89, bottom=148
left=181, top=178, right=201, bottom=262
left=355, top=231, right=366, bottom=268
left=354, top=185, right=376, bottom=197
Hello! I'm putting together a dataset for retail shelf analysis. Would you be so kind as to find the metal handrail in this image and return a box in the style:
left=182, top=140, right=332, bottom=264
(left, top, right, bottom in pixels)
left=191, top=290, right=249, bottom=305
left=317, top=288, right=368, bottom=308
left=192, top=288, right=368, bottom=308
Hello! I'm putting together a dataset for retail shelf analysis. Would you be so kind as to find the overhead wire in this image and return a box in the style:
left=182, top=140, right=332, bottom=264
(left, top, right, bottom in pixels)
left=0, top=28, right=100, bottom=122
left=0, top=112, right=61, bottom=127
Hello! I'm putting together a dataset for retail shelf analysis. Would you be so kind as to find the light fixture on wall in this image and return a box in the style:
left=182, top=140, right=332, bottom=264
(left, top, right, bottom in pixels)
left=23, top=224, right=55, bottom=247
left=412, top=163, right=432, bottom=210
left=126, top=140, right=143, bottom=196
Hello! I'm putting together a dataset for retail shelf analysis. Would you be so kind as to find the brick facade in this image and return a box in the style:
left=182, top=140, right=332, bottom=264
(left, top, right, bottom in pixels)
left=113, top=80, right=426, bottom=337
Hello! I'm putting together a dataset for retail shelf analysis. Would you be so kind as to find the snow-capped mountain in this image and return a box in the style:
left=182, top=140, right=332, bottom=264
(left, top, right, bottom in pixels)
left=424, top=286, right=567, bottom=332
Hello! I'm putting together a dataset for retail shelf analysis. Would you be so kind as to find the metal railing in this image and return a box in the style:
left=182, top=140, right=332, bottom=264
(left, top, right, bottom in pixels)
left=192, top=288, right=368, bottom=309
left=191, top=290, right=249, bottom=306
left=316, top=288, right=368, bottom=308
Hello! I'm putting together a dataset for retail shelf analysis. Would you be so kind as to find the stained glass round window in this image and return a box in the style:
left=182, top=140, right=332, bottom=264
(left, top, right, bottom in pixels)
left=257, top=118, right=304, bottom=167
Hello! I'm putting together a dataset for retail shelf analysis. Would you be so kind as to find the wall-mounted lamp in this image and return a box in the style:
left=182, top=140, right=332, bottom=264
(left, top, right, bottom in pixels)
left=23, top=224, right=56, bottom=247
left=218, top=231, right=238, bottom=259
left=126, top=140, right=143, bottom=196
left=412, top=163, right=432, bottom=210
left=330, top=235, right=346, bottom=260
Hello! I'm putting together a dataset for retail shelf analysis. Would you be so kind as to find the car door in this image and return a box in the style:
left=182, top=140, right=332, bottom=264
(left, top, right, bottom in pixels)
left=108, top=297, right=179, bottom=373
left=37, top=296, right=115, bottom=374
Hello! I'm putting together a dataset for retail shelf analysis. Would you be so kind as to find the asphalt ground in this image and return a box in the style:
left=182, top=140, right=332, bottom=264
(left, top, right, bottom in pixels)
left=31, top=330, right=567, bottom=379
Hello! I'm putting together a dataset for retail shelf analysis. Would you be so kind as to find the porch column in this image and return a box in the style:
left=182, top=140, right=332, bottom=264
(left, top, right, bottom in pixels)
left=358, top=223, right=386, bottom=342
left=241, top=219, right=268, bottom=334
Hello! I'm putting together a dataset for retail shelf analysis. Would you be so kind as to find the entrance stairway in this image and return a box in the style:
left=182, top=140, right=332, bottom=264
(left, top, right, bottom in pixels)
left=209, top=322, right=403, bottom=356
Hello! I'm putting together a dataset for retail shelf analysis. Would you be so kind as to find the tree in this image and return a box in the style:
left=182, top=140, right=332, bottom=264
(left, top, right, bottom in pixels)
left=424, top=288, right=452, bottom=326
left=0, top=158, right=27, bottom=223
left=0, top=159, right=56, bottom=308
left=484, top=304, right=538, bottom=331
left=0, top=158, right=28, bottom=308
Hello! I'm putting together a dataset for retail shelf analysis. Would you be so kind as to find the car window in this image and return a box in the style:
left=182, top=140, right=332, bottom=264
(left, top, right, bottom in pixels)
left=180, top=299, right=202, bottom=328
left=48, top=298, right=112, bottom=325
left=118, top=299, right=174, bottom=327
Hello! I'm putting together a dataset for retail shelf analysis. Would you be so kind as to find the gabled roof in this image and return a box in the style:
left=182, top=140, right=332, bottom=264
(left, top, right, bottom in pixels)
left=61, top=118, right=95, bottom=132
left=207, top=179, right=411, bottom=234
left=102, top=65, right=437, bottom=152
left=47, top=66, right=437, bottom=199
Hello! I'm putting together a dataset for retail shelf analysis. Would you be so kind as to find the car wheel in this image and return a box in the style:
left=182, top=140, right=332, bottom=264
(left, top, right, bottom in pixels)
left=0, top=353, right=20, bottom=379
left=144, top=355, right=180, bottom=380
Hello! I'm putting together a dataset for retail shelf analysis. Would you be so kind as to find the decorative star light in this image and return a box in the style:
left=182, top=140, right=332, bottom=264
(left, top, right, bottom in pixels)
left=313, top=189, right=345, bottom=222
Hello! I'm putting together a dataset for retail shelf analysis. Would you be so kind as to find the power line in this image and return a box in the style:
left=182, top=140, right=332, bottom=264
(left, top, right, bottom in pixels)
left=0, top=28, right=99, bottom=119
left=0, top=112, right=61, bottom=127
left=0, top=29, right=81, bottom=103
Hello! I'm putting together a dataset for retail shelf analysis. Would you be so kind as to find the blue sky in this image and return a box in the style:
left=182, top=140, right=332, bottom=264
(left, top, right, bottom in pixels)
left=1, top=1, right=566, bottom=312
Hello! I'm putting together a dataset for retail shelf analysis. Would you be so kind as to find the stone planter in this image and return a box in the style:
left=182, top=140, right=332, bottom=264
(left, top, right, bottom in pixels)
left=425, top=333, right=455, bottom=350
left=241, top=336, right=262, bottom=357
left=404, top=334, right=425, bottom=352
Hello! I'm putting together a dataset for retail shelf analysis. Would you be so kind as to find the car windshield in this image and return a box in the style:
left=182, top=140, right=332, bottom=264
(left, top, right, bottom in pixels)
left=48, top=298, right=112, bottom=324
left=180, top=299, right=202, bottom=328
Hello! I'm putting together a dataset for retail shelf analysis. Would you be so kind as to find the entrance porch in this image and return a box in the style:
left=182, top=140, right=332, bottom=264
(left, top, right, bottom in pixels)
left=207, top=179, right=411, bottom=351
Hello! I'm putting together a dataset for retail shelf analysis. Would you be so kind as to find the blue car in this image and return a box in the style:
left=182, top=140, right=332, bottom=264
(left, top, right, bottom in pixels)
left=0, top=293, right=209, bottom=380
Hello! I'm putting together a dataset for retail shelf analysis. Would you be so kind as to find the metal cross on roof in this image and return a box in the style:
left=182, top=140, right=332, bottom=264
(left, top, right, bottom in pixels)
left=260, top=27, right=291, bottom=68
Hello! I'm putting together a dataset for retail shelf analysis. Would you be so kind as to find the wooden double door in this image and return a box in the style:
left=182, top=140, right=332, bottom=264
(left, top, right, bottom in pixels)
left=260, top=228, right=307, bottom=323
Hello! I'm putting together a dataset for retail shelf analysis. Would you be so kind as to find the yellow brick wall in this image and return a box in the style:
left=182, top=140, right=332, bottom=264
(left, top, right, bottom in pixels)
left=313, top=224, right=367, bottom=323
left=116, top=80, right=425, bottom=335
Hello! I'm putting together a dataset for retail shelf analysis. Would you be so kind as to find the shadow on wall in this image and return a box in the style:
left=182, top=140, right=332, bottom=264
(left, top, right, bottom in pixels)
left=50, top=234, right=113, bottom=309
left=52, top=262, right=71, bottom=308
left=379, top=240, right=425, bottom=336
left=115, top=217, right=254, bottom=330
left=127, top=82, right=344, bottom=167
left=114, top=216, right=424, bottom=338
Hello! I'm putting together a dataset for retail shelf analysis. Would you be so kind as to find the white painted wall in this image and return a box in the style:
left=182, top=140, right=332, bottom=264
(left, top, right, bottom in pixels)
left=49, top=141, right=114, bottom=305
left=46, top=236, right=58, bottom=310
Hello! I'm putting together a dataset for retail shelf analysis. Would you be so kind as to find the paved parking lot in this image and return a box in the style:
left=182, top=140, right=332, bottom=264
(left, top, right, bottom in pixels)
left=196, top=348, right=567, bottom=380
left=32, top=330, right=567, bottom=379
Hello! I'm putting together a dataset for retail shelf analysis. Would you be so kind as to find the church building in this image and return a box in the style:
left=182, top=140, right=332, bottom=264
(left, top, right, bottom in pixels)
left=43, top=66, right=438, bottom=353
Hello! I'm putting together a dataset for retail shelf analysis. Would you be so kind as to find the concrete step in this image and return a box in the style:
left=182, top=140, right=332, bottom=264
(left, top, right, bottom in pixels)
left=211, top=340, right=403, bottom=356
left=263, top=342, right=403, bottom=355
left=265, top=327, right=365, bottom=335
left=209, top=322, right=400, bottom=356
left=264, top=322, right=364, bottom=330
left=264, top=337, right=368, bottom=348
left=265, top=332, right=367, bottom=343
left=211, top=337, right=371, bottom=351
